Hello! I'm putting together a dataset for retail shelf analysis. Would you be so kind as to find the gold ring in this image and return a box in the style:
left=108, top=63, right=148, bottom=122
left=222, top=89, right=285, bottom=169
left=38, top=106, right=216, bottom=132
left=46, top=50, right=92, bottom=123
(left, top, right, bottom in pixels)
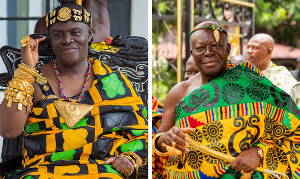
left=121, top=167, right=132, bottom=177
left=21, top=35, right=31, bottom=47
left=240, top=169, right=245, bottom=174
left=172, top=141, right=176, bottom=148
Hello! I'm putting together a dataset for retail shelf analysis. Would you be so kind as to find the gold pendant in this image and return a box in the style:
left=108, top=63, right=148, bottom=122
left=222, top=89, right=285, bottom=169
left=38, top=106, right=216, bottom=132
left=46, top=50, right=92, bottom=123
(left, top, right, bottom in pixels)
left=213, top=29, right=220, bottom=42
left=54, top=101, right=93, bottom=128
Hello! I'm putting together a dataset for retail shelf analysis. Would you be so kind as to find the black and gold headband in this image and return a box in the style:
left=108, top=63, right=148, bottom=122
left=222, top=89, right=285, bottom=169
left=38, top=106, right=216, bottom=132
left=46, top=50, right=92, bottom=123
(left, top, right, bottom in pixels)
left=189, top=24, right=227, bottom=42
left=46, top=6, right=92, bottom=30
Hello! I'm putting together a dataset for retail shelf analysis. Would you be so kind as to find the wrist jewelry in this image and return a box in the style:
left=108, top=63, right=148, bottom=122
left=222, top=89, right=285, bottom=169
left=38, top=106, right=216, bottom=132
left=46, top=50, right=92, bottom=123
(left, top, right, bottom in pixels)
left=153, top=133, right=169, bottom=156
left=253, top=146, right=264, bottom=160
left=120, top=151, right=143, bottom=178
left=19, top=61, right=40, bottom=78
left=1, top=61, right=39, bottom=110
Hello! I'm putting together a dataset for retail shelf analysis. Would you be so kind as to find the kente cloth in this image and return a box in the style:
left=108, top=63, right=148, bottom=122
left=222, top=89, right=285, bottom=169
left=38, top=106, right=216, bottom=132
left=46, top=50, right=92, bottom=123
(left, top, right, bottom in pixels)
left=90, top=36, right=120, bottom=53
left=165, top=62, right=300, bottom=179
left=3, top=58, right=148, bottom=179
left=152, top=96, right=167, bottom=179
left=261, top=61, right=297, bottom=93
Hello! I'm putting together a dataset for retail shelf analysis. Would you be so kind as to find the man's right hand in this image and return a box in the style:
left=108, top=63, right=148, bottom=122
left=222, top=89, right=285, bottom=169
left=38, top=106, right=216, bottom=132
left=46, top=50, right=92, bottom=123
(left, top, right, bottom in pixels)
left=21, top=36, right=46, bottom=68
left=156, top=126, right=195, bottom=153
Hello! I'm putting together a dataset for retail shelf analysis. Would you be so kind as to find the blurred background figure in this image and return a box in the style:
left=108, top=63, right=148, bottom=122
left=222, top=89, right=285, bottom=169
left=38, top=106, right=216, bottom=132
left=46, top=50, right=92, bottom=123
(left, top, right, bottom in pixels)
left=291, top=56, right=300, bottom=81
left=231, top=54, right=245, bottom=66
left=246, top=33, right=297, bottom=93
left=184, top=56, right=200, bottom=81
left=291, top=82, right=300, bottom=107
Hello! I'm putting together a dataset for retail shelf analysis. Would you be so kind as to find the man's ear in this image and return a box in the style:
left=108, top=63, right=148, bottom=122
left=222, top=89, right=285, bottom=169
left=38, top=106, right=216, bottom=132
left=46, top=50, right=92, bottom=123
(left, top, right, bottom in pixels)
left=227, top=43, right=231, bottom=56
left=88, top=27, right=93, bottom=42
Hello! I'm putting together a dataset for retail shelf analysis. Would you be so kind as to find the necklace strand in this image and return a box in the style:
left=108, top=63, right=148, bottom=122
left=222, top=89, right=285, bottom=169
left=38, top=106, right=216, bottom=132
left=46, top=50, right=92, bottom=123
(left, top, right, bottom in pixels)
left=54, top=59, right=92, bottom=103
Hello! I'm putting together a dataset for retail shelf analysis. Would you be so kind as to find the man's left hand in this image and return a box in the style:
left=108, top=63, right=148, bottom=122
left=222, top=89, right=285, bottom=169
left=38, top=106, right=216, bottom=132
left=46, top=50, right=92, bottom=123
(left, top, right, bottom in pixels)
left=230, top=147, right=261, bottom=173
left=104, top=156, right=135, bottom=177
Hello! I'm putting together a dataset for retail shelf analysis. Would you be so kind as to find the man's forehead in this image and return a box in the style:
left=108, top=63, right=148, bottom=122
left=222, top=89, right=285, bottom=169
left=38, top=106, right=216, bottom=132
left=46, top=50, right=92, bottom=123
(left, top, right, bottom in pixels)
left=50, top=20, right=88, bottom=31
left=191, top=29, right=226, bottom=43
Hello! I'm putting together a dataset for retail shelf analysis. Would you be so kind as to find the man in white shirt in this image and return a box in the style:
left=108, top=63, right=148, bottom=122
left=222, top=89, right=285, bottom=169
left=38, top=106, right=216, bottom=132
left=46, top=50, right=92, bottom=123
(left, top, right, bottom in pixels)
left=246, top=33, right=297, bottom=93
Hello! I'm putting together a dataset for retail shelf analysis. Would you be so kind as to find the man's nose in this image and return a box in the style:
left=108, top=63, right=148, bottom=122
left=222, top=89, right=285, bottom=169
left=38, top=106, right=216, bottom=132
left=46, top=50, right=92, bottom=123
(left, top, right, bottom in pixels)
left=62, top=34, right=74, bottom=44
left=204, top=46, right=214, bottom=56
left=247, top=47, right=252, bottom=53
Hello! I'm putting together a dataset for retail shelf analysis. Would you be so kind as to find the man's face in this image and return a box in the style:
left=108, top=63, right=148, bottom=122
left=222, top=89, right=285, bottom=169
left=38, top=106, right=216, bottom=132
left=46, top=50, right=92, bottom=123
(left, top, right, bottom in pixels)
left=49, top=20, right=92, bottom=65
left=184, top=58, right=200, bottom=81
left=246, top=38, right=269, bottom=67
left=190, top=29, right=230, bottom=78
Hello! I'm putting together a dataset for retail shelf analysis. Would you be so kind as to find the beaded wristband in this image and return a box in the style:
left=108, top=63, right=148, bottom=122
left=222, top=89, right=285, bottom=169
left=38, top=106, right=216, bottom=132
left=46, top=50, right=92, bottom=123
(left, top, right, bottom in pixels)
left=19, top=61, right=40, bottom=78
left=153, top=133, right=170, bottom=156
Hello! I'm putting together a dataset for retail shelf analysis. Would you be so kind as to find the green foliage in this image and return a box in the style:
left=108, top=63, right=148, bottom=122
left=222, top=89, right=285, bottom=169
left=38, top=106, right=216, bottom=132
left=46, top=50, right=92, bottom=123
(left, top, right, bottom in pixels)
left=255, top=0, right=300, bottom=46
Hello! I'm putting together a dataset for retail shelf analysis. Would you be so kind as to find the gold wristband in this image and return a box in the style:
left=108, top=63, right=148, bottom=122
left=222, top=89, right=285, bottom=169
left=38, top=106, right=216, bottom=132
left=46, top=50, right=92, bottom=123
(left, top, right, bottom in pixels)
left=8, top=78, right=34, bottom=96
left=14, top=67, right=36, bottom=84
left=153, top=133, right=169, bottom=156
left=2, top=87, right=33, bottom=110
left=19, top=61, right=40, bottom=78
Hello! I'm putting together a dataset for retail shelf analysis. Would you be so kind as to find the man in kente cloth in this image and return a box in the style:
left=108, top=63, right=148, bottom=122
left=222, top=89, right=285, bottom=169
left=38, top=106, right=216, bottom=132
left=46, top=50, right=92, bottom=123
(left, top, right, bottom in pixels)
left=153, top=21, right=300, bottom=178
left=0, top=3, right=147, bottom=179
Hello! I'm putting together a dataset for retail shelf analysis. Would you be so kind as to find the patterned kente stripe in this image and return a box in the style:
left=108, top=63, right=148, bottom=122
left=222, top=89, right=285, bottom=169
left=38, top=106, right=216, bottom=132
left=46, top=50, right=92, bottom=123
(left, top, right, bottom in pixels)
left=176, top=102, right=287, bottom=128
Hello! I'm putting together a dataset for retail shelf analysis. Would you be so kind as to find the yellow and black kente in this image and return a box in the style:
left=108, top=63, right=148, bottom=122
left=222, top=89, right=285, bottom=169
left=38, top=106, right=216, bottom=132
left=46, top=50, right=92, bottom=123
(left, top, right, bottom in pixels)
left=163, top=62, right=300, bottom=179
left=3, top=58, right=148, bottom=179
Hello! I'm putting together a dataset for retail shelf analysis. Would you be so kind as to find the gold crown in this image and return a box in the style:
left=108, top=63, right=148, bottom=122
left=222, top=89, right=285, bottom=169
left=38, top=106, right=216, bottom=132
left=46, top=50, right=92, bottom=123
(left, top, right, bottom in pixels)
left=46, top=7, right=92, bottom=29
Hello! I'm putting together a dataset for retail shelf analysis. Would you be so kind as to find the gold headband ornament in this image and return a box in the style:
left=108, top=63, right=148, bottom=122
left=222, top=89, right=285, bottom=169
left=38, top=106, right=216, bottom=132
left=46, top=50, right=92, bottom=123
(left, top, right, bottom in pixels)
left=189, top=24, right=228, bottom=42
left=46, top=7, right=92, bottom=29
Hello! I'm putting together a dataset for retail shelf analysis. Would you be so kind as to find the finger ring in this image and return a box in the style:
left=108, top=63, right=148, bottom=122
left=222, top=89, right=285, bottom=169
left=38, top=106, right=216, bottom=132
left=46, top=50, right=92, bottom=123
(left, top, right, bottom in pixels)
left=21, top=35, right=31, bottom=47
left=172, top=141, right=176, bottom=148
left=240, top=169, right=245, bottom=174
left=121, top=167, right=132, bottom=177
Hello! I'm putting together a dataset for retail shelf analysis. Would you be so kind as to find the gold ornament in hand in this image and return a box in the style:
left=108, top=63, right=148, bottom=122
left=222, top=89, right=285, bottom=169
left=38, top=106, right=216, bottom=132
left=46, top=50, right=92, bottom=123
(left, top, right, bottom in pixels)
left=162, top=143, right=182, bottom=156
left=21, top=35, right=31, bottom=47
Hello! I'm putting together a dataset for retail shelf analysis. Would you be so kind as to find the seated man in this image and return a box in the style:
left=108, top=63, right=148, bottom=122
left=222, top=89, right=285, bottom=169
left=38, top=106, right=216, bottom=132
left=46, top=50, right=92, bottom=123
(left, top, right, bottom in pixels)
left=246, top=33, right=297, bottom=93
left=184, top=56, right=201, bottom=81
left=153, top=21, right=300, bottom=178
left=0, top=3, right=147, bottom=179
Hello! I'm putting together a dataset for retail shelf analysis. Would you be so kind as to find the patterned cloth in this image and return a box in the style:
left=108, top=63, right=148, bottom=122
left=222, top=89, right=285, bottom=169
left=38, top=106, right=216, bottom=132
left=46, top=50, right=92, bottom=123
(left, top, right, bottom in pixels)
left=152, top=96, right=167, bottom=179
left=164, top=62, right=300, bottom=178
left=90, top=36, right=120, bottom=53
left=261, top=61, right=297, bottom=93
left=3, top=58, right=148, bottom=179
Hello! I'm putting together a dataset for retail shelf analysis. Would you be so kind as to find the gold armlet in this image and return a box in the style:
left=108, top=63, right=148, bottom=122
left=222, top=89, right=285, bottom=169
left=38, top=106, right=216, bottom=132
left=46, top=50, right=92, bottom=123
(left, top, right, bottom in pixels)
left=153, top=133, right=169, bottom=156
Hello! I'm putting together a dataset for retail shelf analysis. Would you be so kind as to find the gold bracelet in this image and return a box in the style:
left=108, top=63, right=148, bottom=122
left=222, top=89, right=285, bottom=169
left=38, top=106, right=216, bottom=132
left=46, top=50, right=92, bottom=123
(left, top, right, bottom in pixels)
left=2, top=87, right=33, bottom=110
left=18, top=61, right=40, bottom=78
left=14, top=67, right=36, bottom=84
left=153, top=133, right=169, bottom=156
left=120, top=151, right=143, bottom=178
left=8, top=78, right=34, bottom=96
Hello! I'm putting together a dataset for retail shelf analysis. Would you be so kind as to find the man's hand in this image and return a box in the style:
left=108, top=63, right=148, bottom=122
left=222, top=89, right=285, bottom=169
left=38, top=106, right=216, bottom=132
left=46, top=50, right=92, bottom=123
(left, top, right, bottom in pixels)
left=21, top=36, right=46, bottom=68
left=230, top=147, right=261, bottom=173
left=104, top=156, right=135, bottom=177
left=156, top=126, right=195, bottom=153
